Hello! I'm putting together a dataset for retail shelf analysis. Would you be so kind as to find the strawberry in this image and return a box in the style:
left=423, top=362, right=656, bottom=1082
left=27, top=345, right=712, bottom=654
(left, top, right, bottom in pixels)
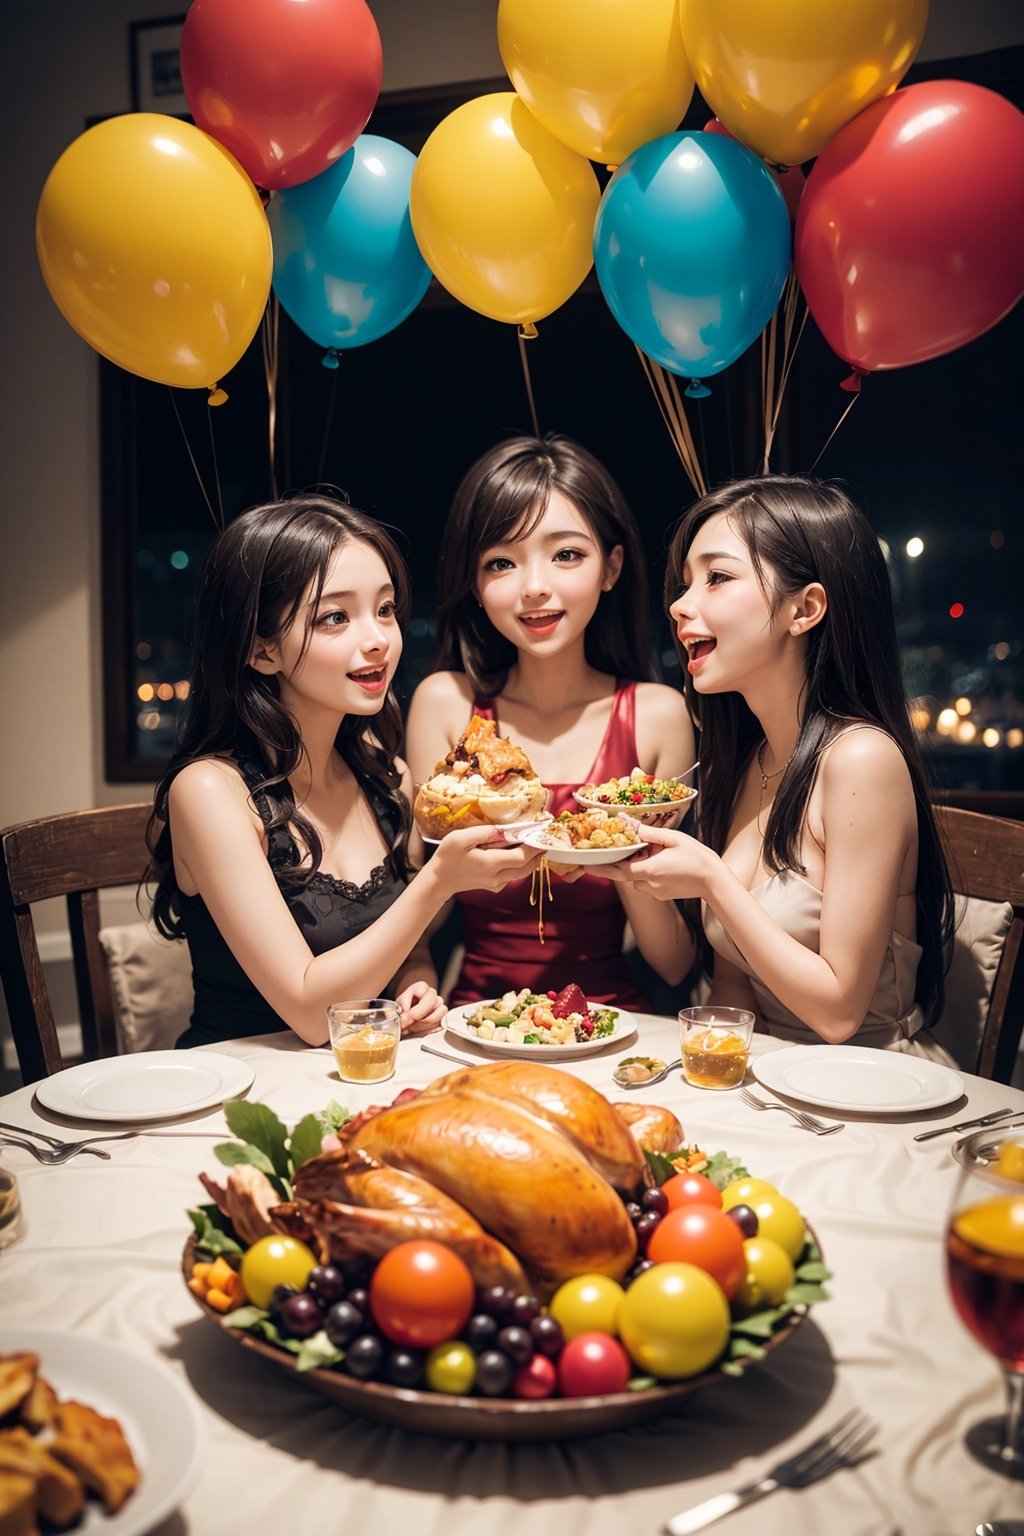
left=552, top=983, right=589, bottom=1019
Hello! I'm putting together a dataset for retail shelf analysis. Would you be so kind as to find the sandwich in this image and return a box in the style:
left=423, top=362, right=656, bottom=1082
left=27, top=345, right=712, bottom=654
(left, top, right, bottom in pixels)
left=413, top=715, right=548, bottom=839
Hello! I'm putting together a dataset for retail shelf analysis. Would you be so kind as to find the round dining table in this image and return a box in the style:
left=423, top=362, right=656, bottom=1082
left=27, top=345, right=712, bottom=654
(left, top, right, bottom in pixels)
left=1, top=1017, right=1022, bottom=1536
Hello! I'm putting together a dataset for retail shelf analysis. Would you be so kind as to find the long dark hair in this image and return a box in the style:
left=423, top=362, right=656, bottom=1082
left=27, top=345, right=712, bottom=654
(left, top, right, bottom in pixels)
left=433, top=434, right=659, bottom=694
left=148, top=493, right=413, bottom=937
left=665, top=474, right=953, bottom=1027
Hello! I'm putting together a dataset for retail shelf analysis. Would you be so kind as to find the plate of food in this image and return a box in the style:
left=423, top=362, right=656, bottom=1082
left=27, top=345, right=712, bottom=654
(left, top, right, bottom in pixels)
left=420, top=813, right=552, bottom=847
left=182, top=1080, right=827, bottom=1440
left=574, top=768, right=698, bottom=829
left=442, top=985, right=637, bottom=1058
left=0, top=1325, right=206, bottom=1535
left=413, top=715, right=549, bottom=841
left=517, top=808, right=644, bottom=865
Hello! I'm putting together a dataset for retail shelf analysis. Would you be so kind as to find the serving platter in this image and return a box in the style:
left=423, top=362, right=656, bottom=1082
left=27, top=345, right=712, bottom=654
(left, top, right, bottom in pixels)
left=181, top=1236, right=807, bottom=1440
left=442, top=1003, right=638, bottom=1060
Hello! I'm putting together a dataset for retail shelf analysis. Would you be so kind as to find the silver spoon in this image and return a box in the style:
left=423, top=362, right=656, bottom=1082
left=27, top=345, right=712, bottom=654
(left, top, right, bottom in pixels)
left=613, top=1058, right=683, bottom=1089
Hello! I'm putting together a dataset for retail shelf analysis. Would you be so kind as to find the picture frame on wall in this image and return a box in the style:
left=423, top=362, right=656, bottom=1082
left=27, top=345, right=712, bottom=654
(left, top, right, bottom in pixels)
left=130, top=15, right=188, bottom=115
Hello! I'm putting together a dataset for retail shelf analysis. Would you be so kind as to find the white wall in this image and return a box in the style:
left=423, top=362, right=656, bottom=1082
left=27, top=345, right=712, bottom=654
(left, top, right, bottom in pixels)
left=0, top=0, right=1021, bottom=884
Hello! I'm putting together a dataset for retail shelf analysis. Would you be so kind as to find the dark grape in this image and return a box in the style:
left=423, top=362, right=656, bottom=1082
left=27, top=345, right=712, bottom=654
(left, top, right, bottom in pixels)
left=475, top=1350, right=514, bottom=1397
left=477, top=1284, right=512, bottom=1320
left=384, top=1347, right=424, bottom=1388
left=641, top=1187, right=669, bottom=1216
left=278, top=1293, right=323, bottom=1339
left=634, top=1209, right=663, bottom=1248
left=324, top=1299, right=365, bottom=1348
left=268, top=1283, right=300, bottom=1317
left=624, top=1201, right=644, bottom=1225
left=510, top=1293, right=540, bottom=1326
left=346, top=1286, right=370, bottom=1314
left=345, top=1334, right=384, bottom=1380
left=463, top=1313, right=499, bottom=1352
left=309, top=1263, right=347, bottom=1308
left=496, top=1325, right=534, bottom=1367
left=529, top=1313, right=564, bottom=1357
left=627, top=1258, right=655, bottom=1283
left=727, top=1203, right=760, bottom=1238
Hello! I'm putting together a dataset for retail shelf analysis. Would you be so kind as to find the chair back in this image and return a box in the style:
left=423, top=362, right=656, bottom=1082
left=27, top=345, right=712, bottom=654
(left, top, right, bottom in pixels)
left=934, top=805, right=1024, bottom=1082
left=0, top=805, right=154, bottom=1083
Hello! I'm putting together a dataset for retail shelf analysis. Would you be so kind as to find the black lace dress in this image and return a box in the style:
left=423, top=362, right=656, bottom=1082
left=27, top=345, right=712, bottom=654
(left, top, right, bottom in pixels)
left=175, top=756, right=407, bottom=1048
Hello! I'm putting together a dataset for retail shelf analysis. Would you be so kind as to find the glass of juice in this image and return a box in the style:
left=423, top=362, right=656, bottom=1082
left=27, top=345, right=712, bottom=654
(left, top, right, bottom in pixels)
left=947, top=1124, right=1024, bottom=1475
left=679, top=1006, right=755, bottom=1090
left=327, top=999, right=402, bottom=1084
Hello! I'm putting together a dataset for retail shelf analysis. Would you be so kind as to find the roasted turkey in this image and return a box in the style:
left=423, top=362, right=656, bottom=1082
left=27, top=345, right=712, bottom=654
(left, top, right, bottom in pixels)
left=277, top=1062, right=683, bottom=1297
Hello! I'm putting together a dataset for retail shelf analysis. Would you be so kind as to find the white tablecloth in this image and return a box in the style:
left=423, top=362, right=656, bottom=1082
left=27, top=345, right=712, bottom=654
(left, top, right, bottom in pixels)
left=2, top=1019, right=1023, bottom=1536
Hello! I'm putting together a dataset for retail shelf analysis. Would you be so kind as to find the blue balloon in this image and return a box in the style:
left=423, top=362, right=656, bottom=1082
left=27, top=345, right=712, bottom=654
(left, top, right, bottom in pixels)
left=594, top=132, right=791, bottom=383
left=268, top=135, right=432, bottom=357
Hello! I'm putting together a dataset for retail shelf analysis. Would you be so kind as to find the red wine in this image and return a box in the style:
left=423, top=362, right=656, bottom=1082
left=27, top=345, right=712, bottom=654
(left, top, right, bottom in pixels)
left=947, top=1197, right=1024, bottom=1372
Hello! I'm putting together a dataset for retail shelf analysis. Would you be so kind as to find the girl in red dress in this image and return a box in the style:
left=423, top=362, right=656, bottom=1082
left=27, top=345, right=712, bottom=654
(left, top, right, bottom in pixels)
left=406, top=435, right=698, bottom=1008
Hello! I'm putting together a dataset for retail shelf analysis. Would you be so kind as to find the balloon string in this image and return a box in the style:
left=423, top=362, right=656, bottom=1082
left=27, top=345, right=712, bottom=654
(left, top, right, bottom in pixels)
left=317, top=361, right=340, bottom=487
left=261, top=296, right=280, bottom=499
left=517, top=330, right=541, bottom=437
left=762, top=269, right=807, bottom=472
left=810, top=390, right=861, bottom=473
left=166, top=388, right=221, bottom=532
left=206, top=399, right=225, bottom=529
left=635, top=347, right=706, bottom=497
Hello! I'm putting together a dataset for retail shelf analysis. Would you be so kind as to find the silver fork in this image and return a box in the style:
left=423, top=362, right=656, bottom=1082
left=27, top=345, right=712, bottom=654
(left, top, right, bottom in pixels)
left=0, top=1120, right=112, bottom=1160
left=740, top=1087, right=842, bottom=1135
left=662, top=1409, right=877, bottom=1533
left=0, top=1132, right=137, bottom=1165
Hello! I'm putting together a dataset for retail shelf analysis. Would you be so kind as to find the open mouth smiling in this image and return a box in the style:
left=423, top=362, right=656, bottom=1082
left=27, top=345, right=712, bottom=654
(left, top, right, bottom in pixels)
left=519, top=611, right=563, bottom=632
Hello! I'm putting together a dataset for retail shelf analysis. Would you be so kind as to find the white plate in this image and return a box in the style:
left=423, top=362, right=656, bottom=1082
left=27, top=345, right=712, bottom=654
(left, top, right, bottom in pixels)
left=35, top=1051, right=255, bottom=1124
left=573, top=787, right=697, bottom=829
left=516, top=821, right=643, bottom=865
left=0, top=1324, right=206, bottom=1536
left=442, top=1002, right=638, bottom=1060
left=752, top=1044, right=965, bottom=1113
left=421, top=812, right=552, bottom=846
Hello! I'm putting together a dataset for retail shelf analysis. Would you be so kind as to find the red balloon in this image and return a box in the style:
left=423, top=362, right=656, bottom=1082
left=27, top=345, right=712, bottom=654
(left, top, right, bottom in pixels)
left=795, top=81, right=1024, bottom=373
left=181, top=0, right=382, bottom=191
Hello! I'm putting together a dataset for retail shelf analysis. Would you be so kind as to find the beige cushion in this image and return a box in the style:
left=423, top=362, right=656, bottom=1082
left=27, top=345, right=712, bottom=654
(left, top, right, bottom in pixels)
left=98, top=923, right=194, bottom=1053
left=932, top=894, right=1014, bottom=1071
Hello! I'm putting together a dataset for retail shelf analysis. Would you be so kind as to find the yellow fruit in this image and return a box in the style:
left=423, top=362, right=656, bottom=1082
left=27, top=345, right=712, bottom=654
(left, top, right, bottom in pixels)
left=721, top=1177, right=777, bottom=1212
left=995, top=1141, right=1024, bottom=1185
left=733, top=1237, right=795, bottom=1313
left=955, top=1196, right=1024, bottom=1260
left=548, top=1274, right=625, bottom=1340
left=748, top=1192, right=806, bottom=1262
left=240, top=1235, right=317, bottom=1309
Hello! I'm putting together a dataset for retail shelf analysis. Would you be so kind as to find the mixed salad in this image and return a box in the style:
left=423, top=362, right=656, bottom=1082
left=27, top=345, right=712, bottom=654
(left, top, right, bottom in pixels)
left=578, top=767, right=696, bottom=808
left=463, top=983, right=619, bottom=1045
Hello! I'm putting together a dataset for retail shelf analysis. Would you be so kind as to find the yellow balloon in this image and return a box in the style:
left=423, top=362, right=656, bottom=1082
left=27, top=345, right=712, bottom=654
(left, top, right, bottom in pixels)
left=679, top=0, right=929, bottom=166
left=498, top=0, right=694, bottom=166
left=410, top=93, right=600, bottom=326
left=36, top=114, right=272, bottom=391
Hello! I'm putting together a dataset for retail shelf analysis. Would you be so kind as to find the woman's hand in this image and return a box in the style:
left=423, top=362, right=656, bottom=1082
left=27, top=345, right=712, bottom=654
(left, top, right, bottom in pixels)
left=396, top=980, right=446, bottom=1037
left=429, top=824, right=543, bottom=896
left=598, top=822, right=717, bottom=900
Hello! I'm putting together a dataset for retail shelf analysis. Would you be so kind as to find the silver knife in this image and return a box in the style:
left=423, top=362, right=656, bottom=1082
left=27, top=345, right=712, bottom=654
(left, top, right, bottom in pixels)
left=913, top=1107, right=1017, bottom=1142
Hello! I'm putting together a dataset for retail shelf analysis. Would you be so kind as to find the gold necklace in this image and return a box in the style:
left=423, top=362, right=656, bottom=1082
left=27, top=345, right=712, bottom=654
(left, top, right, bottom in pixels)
left=756, top=739, right=792, bottom=792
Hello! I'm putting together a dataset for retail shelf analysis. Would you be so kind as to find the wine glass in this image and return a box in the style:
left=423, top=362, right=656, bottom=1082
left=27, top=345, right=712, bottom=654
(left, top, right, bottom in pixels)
left=946, top=1123, right=1024, bottom=1478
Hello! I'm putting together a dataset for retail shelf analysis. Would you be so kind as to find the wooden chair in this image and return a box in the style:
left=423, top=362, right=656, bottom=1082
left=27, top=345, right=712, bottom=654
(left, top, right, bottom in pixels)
left=934, top=805, right=1024, bottom=1083
left=0, top=805, right=154, bottom=1084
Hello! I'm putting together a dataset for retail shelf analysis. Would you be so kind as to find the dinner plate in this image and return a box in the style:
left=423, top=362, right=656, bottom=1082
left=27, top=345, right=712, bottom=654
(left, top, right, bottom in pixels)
left=516, top=822, right=642, bottom=865
left=442, top=1002, right=638, bottom=1060
left=182, top=1236, right=808, bottom=1440
left=420, top=812, right=552, bottom=846
left=0, top=1324, right=206, bottom=1535
left=34, top=1051, right=255, bottom=1123
left=573, top=786, right=697, bottom=830
left=752, top=1045, right=964, bottom=1113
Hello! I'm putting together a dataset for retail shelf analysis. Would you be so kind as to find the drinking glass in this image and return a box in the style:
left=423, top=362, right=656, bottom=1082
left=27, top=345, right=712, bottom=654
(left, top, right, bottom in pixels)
left=947, top=1124, right=1024, bottom=1477
left=0, top=1164, right=22, bottom=1250
left=327, top=999, right=402, bottom=1084
left=679, top=1006, right=755, bottom=1089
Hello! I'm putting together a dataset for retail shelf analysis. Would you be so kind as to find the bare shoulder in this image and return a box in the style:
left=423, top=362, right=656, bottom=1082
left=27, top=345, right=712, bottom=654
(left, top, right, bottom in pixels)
left=169, top=756, right=252, bottom=808
left=634, top=683, right=697, bottom=767
left=821, top=725, right=909, bottom=785
left=406, top=671, right=476, bottom=752
left=409, top=670, right=475, bottom=715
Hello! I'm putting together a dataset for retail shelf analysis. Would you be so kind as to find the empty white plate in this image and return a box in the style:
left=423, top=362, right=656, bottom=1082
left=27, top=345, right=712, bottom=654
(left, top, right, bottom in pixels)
left=752, top=1044, right=964, bottom=1113
left=35, top=1050, right=254, bottom=1123
left=0, top=1324, right=206, bottom=1535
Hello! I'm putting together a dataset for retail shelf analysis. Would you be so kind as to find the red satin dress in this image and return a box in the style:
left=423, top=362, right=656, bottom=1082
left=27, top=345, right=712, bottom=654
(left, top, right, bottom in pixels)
left=448, top=681, right=650, bottom=1010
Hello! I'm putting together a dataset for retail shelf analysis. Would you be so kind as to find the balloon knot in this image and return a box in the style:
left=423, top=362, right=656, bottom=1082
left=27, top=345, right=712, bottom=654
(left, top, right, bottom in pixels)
left=322, top=349, right=341, bottom=370
left=840, top=369, right=866, bottom=394
left=256, top=186, right=271, bottom=207
left=207, top=385, right=228, bottom=407
left=605, top=164, right=619, bottom=175
left=766, top=160, right=790, bottom=174
left=518, top=322, right=538, bottom=341
left=685, top=379, right=711, bottom=399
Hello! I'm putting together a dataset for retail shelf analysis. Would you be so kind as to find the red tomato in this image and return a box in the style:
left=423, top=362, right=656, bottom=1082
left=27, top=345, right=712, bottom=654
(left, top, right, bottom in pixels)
left=369, top=1240, right=475, bottom=1348
left=557, top=1332, right=632, bottom=1397
left=661, top=1172, right=723, bottom=1211
left=647, top=1207, right=746, bottom=1299
left=513, top=1354, right=558, bottom=1400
